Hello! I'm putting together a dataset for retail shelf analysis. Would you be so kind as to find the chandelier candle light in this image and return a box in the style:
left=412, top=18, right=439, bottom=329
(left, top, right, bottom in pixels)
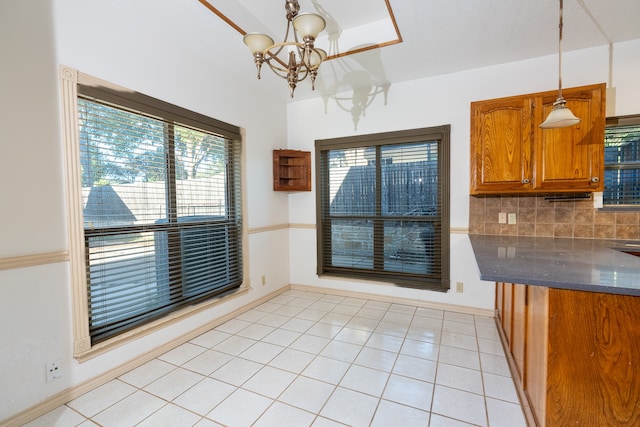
left=243, top=0, right=327, bottom=98
left=539, top=0, right=581, bottom=128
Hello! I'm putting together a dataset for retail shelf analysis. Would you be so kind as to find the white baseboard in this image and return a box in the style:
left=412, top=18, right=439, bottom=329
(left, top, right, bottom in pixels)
left=289, top=283, right=495, bottom=317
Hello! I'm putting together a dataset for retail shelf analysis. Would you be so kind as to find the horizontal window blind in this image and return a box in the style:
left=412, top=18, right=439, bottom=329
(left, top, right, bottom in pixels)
left=78, top=97, right=242, bottom=344
left=78, top=84, right=241, bottom=140
left=316, top=127, right=450, bottom=290
left=604, top=121, right=640, bottom=206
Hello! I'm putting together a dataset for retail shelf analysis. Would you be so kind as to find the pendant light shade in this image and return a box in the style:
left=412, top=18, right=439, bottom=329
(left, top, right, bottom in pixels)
left=540, top=0, right=581, bottom=129
left=292, top=13, right=326, bottom=40
left=307, top=48, right=327, bottom=68
left=540, top=98, right=581, bottom=128
left=243, top=33, right=275, bottom=55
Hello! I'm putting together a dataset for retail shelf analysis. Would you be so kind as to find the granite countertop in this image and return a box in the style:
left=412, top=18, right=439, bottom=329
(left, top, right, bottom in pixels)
left=468, top=234, right=640, bottom=296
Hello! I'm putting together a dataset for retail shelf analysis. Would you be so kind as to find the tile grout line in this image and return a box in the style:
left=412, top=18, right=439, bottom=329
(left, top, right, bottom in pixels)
left=33, top=290, right=524, bottom=427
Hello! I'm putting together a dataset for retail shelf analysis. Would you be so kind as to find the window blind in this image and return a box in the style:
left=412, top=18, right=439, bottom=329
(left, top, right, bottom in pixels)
left=316, top=126, right=450, bottom=290
left=604, top=119, right=640, bottom=206
left=78, top=97, right=242, bottom=344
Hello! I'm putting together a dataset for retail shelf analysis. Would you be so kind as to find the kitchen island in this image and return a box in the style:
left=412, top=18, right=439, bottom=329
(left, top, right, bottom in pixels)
left=469, top=235, right=640, bottom=427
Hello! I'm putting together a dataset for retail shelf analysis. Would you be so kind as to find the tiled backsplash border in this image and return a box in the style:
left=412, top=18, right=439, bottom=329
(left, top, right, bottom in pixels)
left=469, top=194, right=640, bottom=240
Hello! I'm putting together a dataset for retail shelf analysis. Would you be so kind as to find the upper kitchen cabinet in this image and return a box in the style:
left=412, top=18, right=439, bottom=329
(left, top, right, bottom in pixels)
left=470, top=96, right=534, bottom=193
left=470, top=83, right=606, bottom=195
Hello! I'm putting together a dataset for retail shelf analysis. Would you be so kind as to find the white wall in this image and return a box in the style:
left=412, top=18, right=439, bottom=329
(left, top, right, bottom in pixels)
left=286, top=39, right=640, bottom=309
left=2, top=0, right=639, bottom=420
left=0, top=0, right=290, bottom=420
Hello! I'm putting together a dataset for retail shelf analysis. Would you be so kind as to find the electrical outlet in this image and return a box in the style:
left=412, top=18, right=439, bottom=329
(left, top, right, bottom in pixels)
left=508, top=213, right=517, bottom=225
left=261, top=275, right=266, bottom=286
left=498, top=212, right=506, bottom=224
left=456, top=281, right=464, bottom=293
left=46, top=360, right=61, bottom=382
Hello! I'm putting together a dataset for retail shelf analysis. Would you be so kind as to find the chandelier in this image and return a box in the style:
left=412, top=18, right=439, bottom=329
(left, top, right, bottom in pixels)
left=539, top=0, right=581, bottom=128
left=243, top=0, right=327, bottom=98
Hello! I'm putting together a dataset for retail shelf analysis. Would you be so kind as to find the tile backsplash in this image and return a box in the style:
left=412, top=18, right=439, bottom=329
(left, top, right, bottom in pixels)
left=469, top=194, right=640, bottom=240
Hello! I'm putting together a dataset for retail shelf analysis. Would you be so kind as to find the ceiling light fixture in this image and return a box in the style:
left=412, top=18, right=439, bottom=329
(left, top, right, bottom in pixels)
left=540, top=0, right=581, bottom=128
left=243, top=0, right=327, bottom=98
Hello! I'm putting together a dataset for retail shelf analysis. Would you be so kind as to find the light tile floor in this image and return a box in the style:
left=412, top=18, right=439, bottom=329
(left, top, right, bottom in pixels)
left=26, top=289, right=527, bottom=427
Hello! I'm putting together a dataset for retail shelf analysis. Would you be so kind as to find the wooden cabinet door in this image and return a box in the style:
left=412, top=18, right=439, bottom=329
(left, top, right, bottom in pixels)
left=470, top=96, right=533, bottom=194
left=545, top=289, right=640, bottom=426
left=511, top=283, right=527, bottom=385
left=533, top=84, right=605, bottom=192
left=525, top=285, right=549, bottom=427
left=495, top=281, right=504, bottom=323
left=502, top=282, right=514, bottom=345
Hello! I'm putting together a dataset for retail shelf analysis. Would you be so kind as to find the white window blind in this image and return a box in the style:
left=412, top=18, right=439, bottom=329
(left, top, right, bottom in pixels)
left=78, top=95, right=242, bottom=344
left=316, top=126, right=450, bottom=290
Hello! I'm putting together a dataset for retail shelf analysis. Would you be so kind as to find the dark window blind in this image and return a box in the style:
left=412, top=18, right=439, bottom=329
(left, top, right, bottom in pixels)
left=316, top=126, right=450, bottom=290
left=604, top=119, right=640, bottom=206
left=78, top=97, right=242, bottom=344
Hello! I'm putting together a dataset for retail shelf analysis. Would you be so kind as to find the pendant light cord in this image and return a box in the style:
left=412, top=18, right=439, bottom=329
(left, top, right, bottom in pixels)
left=558, top=0, right=564, bottom=99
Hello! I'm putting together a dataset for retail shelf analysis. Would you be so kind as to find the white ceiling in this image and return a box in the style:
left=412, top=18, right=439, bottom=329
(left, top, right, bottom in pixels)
left=146, top=0, right=640, bottom=103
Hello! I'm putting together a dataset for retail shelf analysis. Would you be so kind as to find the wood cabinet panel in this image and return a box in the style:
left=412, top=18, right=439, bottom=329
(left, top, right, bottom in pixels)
left=524, top=285, right=548, bottom=426
left=502, top=282, right=514, bottom=345
left=470, top=83, right=605, bottom=195
left=470, top=97, right=533, bottom=193
left=511, top=283, right=526, bottom=384
left=545, top=289, right=640, bottom=426
left=496, top=281, right=504, bottom=323
left=533, top=86, right=605, bottom=192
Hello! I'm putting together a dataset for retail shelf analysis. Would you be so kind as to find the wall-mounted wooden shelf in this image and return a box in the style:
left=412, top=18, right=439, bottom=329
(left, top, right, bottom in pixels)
left=273, top=149, right=311, bottom=191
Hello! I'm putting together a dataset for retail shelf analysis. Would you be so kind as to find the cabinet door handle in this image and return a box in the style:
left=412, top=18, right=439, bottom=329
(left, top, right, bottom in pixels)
left=591, top=176, right=600, bottom=183
left=522, top=178, right=530, bottom=184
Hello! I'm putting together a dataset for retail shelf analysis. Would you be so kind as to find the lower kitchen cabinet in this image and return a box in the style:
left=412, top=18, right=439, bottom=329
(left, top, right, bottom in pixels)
left=496, top=282, right=526, bottom=385
left=511, top=283, right=526, bottom=385
left=496, top=282, right=640, bottom=427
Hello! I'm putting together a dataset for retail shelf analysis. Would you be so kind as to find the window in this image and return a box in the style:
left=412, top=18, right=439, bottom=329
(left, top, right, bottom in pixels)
left=315, top=126, right=450, bottom=290
left=604, top=116, right=640, bottom=207
left=61, top=68, right=243, bottom=351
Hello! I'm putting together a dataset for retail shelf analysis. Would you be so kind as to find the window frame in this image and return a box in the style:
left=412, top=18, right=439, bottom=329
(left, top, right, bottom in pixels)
left=603, top=115, right=640, bottom=210
left=315, top=126, right=450, bottom=291
left=60, top=66, right=248, bottom=359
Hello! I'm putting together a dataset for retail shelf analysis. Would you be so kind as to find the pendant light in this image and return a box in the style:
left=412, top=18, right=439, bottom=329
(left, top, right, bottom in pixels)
left=540, top=0, right=581, bottom=128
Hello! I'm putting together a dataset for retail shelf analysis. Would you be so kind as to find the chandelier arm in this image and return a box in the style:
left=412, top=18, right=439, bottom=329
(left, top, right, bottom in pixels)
left=263, top=41, right=303, bottom=57
left=292, top=21, right=302, bottom=45
left=296, top=67, right=310, bottom=82
left=271, top=19, right=294, bottom=59
left=263, top=42, right=323, bottom=71
left=265, top=60, right=310, bottom=83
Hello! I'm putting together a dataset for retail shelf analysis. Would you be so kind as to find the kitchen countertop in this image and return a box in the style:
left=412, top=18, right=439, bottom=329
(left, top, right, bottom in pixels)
left=468, top=234, right=640, bottom=296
